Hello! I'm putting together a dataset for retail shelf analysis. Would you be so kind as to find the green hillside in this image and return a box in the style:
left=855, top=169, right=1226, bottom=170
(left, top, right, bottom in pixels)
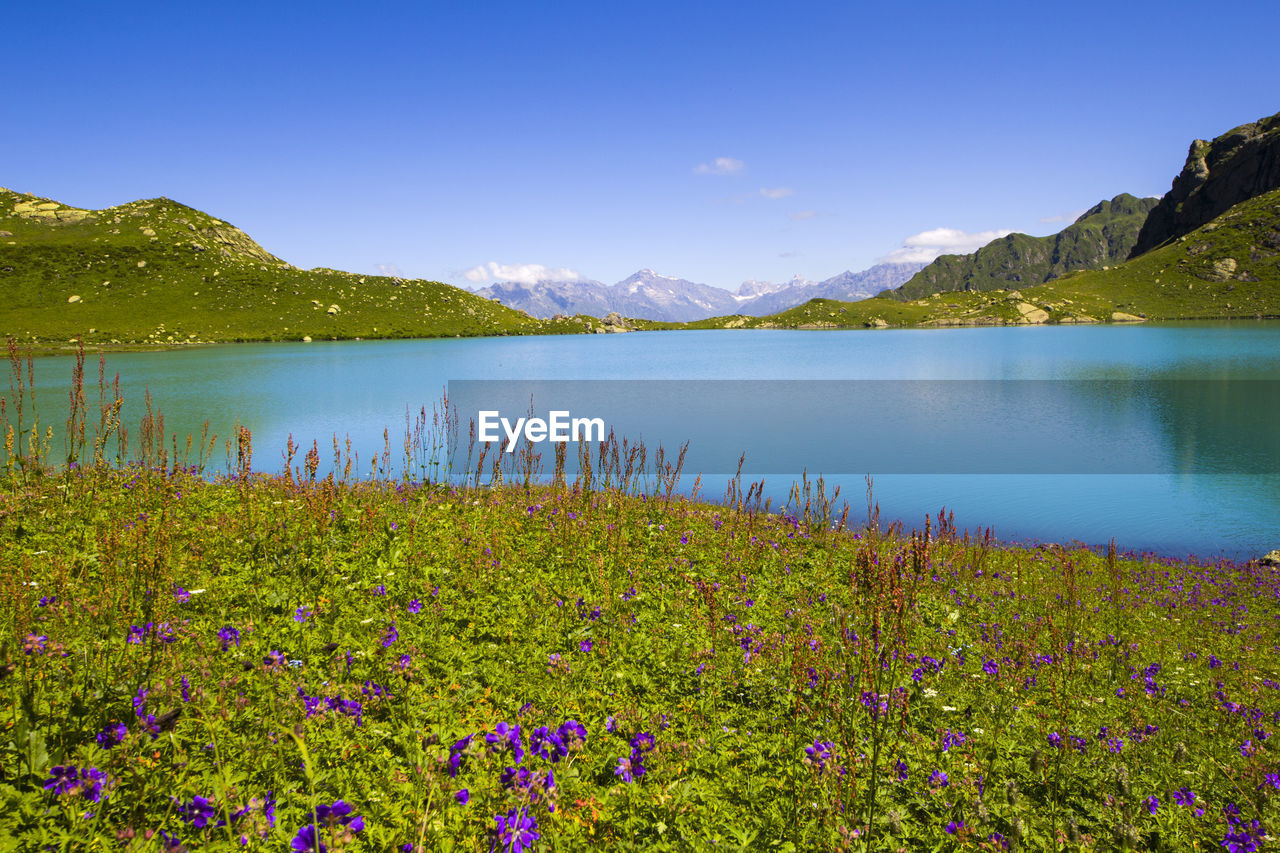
left=1020, top=186, right=1280, bottom=320
left=683, top=188, right=1280, bottom=330
left=0, top=188, right=591, bottom=348
left=888, top=194, right=1158, bottom=301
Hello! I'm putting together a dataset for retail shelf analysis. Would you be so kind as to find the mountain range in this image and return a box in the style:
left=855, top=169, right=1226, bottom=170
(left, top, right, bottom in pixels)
left=471, top=262, right=926, bottom=322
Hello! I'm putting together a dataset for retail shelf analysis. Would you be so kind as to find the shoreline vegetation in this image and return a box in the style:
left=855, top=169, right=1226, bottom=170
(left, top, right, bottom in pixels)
left=2, top=345, right=1278, bottom=850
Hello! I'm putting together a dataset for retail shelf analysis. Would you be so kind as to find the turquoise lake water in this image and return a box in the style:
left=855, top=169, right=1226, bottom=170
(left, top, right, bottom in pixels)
left=19, top=322, right=1280, bottom=561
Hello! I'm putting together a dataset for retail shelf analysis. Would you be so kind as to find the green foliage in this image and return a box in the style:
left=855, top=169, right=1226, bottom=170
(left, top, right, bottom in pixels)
left=888, top=194, right=1159, bottom=301
left=0, top=189, right=589, bottom=349
left=1, top=416, right=1277, bottom=849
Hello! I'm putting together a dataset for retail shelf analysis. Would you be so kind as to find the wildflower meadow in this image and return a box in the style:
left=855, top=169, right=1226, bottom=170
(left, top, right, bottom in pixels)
left=1, top=345, right=1278, bottom=851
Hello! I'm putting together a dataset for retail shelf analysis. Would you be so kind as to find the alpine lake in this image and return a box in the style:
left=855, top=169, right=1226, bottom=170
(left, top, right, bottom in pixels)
left=21, top=321, right=1280, bottom=561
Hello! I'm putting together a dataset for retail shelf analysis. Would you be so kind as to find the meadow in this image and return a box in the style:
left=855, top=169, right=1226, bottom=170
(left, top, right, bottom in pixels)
left=1, top=345, right=1277, bottom=852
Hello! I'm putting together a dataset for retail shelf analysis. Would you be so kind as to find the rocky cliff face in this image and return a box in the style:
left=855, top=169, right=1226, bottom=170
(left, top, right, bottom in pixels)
left=888, top=194, right=1157, bottom=300
left=1130, top=111, right=1280, bottom=258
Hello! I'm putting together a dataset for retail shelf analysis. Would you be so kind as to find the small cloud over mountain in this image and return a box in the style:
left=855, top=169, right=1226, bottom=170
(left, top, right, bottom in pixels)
left=694, top=157, right=745, bottom=175
left=1039, top=209, right=1086, bottom=225
left=879, top=226, right=1014, bottom=263
left=463, top=262, right=582, bottom=285
left=375, top=263, right=401, bottom=277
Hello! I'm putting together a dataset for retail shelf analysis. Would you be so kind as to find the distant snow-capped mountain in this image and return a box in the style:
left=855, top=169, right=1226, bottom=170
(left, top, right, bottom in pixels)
left=471, top=262, right=925, bottom=322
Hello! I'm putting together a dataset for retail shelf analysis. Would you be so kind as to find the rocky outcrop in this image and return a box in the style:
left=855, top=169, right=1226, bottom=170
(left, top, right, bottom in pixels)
left=601, top=311, right=634, bottom=332
left=1130, top=111, right=1280, bottom=258
left=888, top=194, right=1158, bottom=300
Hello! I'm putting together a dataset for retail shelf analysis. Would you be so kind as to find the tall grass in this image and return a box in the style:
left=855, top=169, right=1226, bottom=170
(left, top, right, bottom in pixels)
left=1, top=341, right=1276, bottom=851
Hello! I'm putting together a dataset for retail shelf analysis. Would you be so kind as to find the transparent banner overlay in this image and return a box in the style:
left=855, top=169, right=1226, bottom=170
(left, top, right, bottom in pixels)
left=445, top=379, right=1280, bottom=475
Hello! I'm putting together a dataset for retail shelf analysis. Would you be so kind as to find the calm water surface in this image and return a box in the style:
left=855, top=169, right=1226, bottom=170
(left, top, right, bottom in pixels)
left=23, top=323, right=1280, bottom=560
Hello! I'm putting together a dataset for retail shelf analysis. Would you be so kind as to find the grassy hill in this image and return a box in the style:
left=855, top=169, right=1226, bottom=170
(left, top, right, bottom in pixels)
left=887, top=194, right=1158, bottom=301
left=0, top=188, right=593, bottom=349
left=681, top=188, right=1280, bottom=330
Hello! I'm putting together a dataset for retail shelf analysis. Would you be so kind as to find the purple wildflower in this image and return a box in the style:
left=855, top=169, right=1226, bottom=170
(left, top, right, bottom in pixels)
left=217, top=626, right=240, bottom=651
left=614, top=754, right=644, bottom=782
left=494, top=807, right=540, bottom=853
left=291, top=800, right=364, bottom=851
left=486, top=722, right=525, bottom=764
left=177, top=795, right=219, bottom=828
left=43, top=765, right=106, bottom=802
left=631, top=731, right=656, bottom=753
left=448, top=735, right=473, bottom=778
left=96, top=721, right=128, bottom=749
left=290, top=824, right=324, bottom=853
left=23, top=633, right=49, bottom=655
left=804, top=739, right=834, bottom=771
left=531, top=726, right=567, bottom=762
left=558, top=719, right=587, bottom=748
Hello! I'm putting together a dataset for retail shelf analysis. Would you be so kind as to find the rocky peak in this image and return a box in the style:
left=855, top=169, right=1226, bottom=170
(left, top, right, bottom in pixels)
left=1129, top=111, right=1280, bottom=257
left=1076, top=193, right=1155, bottom=222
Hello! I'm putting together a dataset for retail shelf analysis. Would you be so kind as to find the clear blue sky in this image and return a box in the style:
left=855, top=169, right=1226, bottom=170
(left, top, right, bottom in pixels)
left=8, top=0, right=1278, bottom=290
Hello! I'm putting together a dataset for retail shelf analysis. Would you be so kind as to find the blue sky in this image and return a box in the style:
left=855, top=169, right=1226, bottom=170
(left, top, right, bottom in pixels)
left=8, top=0, right=1278, bottom=290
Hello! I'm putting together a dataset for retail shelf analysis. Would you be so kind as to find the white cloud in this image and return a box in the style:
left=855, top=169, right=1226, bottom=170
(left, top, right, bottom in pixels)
left=759, top=187, right=794, bottom=199
left=694, top=156, right=745, bottom=175
left=878, top=226, right=1015, bottom=264
left=462, top=262, right=582, bottom=285
left=375, top=263, right=402, bottom=277
left=1039, top=209, right=1086, bottom=225
left=788, top=210, right=817, bottom=221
